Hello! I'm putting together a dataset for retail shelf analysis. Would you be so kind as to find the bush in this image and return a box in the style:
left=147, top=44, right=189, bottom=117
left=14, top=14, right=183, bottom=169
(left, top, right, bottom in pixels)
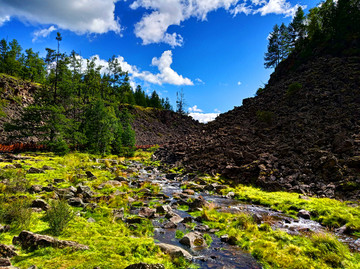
left=47, top=138, right=70, bottom=156
left=44, top=199, right=74, bottom=235
left=0, top=198, right=32, bottom=230
left=286, top=82, right=302, bottom=97
left=256, top=110, right=275, bottom=124
left=0, top=169, right=28, bottom=193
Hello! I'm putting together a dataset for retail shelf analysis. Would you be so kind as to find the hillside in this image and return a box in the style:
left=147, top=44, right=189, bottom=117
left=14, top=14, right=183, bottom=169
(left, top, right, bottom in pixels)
left=0, top=74, right=201, bottom=147
left=155, top=56, right=360, bottom=200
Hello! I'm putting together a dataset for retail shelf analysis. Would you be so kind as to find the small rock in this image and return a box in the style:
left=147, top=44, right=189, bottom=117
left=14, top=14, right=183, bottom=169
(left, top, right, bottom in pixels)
left=138, top=207, right=156, bottom=219
left=87, top=218, right=96, bottom=223
left=27, top=167, right=44, bottom=174
left=157, top=243, right=192, bottom=261
left=179, top=231, right=207, bottom=248
left=85, top=171, right=97, bottom=179
left=124, top=263, right=165, bottom=269
left=0, top=258, right=11, bottom=267
left=42, top=165, right=55, bottom=170
left=169, top=214, right=183, bottom=224
left=297, top=209, right=311, bottom=219
left=30, top=199, right=49, bottom=211
left=68, top=198, right=85, bottom=207
left=0, top=225, right=10, bottom=233
left=28, top=185, right=43, bottom=194
left=54, top=178, right=65, bottom=183
left=163, top=221, right=177, bottom=229
left=0, top=244, right=17, bottom=258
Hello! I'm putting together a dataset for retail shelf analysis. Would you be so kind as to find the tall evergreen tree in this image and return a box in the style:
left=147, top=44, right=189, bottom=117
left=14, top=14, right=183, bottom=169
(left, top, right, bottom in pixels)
left=264, top=24, right=281, bottom=69
left=288, top=6, right=306, bottom=48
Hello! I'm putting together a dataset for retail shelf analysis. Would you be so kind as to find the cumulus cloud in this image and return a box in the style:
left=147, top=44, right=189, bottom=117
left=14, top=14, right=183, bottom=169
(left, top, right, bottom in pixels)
left=189, top=112, right=219, bottom=123
left=0, top=0, right=121, bottom=34
left=255, top=0, right=301, bottom=17
left=32, top=25, right=57, bottom=42
left=130, top=0, right=302, bottom=46
left=74, top=50, right=193, bottom=87
left=237, top=81, right=242, bottom=86
left=188, top=105, right=203, bottom=113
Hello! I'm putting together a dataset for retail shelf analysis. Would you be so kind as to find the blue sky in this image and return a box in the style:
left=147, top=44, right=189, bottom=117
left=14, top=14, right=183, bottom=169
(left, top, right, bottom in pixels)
left=0, top=0, right=317, bottom=122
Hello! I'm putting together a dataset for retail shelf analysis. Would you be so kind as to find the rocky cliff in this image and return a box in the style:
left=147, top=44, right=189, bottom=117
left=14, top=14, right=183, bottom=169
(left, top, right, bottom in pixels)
left=155, top=56, right=360, bottom=200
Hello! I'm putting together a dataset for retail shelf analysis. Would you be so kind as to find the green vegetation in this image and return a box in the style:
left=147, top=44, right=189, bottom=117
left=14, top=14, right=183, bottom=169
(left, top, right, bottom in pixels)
left=0, top=152, right=190, bottom=269
left=286, top=82, right=302, bottom=97
left=256, top=110, right=275, bottom=124
left=0, top=32, right=175, bottom=155
left=222, top=185, right=360, bottom=232
left=193, top=209, right=360, bottom=269
left=44, top=200, right=74, bottom=235
left=265, top=1, right=360, bottom=69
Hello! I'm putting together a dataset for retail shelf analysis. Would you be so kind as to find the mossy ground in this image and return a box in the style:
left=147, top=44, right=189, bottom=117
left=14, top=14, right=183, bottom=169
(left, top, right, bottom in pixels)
left=0, top=150, right=187, bottom=269
left=0, top=151, right=360, bottom=268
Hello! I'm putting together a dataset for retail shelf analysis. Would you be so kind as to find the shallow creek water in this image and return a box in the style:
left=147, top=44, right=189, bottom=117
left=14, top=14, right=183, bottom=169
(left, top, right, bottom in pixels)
left=127, top=161, right=359, bottom=268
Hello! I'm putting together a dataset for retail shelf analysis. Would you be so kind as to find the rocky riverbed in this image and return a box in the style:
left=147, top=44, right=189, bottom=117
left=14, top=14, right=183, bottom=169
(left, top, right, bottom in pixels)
left=0, top=152, right=359, bottom=268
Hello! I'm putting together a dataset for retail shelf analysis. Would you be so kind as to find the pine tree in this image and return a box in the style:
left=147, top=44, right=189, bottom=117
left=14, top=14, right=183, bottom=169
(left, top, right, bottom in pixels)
left=176, top=89, right=186, bottom=115
left=264, top=24, right=281, bottom=69
left=288, top=6, right=306, bottom=49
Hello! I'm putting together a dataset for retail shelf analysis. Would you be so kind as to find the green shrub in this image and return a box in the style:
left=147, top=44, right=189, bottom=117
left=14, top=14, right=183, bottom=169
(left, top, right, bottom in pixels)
left=256, top=87, right=265, bottom=96
left=44, top=199, right=74, bottom=235
left=203, top=233, right=213, bottom=246
left=175, top=230, right=184, bottom=239
left=286, top=82, right=302, bottom=97
left=0, top=198, right=32, bottom=230
left=256, top=110, right=275, bottom=124
left=47, top=138, right=70, bottom=156
left=0, top=169, right=28, bottom=193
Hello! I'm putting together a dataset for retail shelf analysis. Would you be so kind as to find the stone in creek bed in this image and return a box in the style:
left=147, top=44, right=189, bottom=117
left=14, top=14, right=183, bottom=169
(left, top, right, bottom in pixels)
left=297, top=209, right=311, bottom=219
left=179, top=231, right=207, bottom=248
left=157, top=243, right=192, bottom=261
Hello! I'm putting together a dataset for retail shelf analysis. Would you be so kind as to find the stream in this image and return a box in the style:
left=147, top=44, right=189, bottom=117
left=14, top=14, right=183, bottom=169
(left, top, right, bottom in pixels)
left=124, top=160, right=360, bottom=268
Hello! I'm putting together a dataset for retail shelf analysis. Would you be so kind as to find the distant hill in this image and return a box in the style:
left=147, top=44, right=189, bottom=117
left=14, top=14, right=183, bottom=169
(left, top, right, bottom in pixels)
left=155, top=55, right=360, bottom=200
left=0, top=74, right=201, bottom=146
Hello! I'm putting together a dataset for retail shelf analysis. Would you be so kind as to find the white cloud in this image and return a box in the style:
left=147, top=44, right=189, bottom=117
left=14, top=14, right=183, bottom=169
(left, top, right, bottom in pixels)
left=195, top=78, right=205, bottom=85
left=188, top=105, right=203, bottom=113
left=255, top=0, right=302, bottom=17
left=0, top=0, right=121, bottom=34
left=231, top=3, right=253, bottom=16
left=74, top=50, right=193, bottom=87
left=32, top=25, right=57, bottom=42
left=189, top=112, right=219, bottom=123
left=214, top=108, right=221, bottom=113
left=0, top=15, right=10, bottom=26
left=237, top=81, right=242, bottom=86
left=151, top=50, right=193, bottom=85
left=130, top=0, right=302, bottom=46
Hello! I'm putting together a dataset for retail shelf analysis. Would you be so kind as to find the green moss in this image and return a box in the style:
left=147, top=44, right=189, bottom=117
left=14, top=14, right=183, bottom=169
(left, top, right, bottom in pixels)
left=0, top=151, right=191, bottom=269
left=193, top=209, right=360, bottom=269
left=222, top=185, right=360, bottom=232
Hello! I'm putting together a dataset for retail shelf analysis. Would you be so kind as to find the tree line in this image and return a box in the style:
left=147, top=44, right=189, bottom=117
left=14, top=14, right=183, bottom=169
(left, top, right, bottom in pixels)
left=265, top=0, right=360, bottom=69
left=0, top=33, right=173, bottom=155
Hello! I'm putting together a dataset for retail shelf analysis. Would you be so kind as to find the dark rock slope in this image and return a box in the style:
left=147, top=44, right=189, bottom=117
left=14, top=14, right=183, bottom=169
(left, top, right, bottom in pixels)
left=128, top=105, right=202, bottom=146
left=155, top=56, right=360, bottom=200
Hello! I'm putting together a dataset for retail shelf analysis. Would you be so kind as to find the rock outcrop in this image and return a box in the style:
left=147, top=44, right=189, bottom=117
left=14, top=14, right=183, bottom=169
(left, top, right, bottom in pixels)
left=155, top=56, right=360, bottom=200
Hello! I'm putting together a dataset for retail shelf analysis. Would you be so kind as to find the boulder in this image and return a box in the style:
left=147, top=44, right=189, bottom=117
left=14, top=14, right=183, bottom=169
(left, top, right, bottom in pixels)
left=138, top=207, right=156, bottom=219
left=30, top=199, right=49, bottom=211
left=179, top=231, right=207, bottom=248
left=12, top=231, right=89, bottom=251
left=157, top=243, right=192, bottom=261
left=189, top=196, right=209, bottom=210
left=0, top=258, right=11, bottom=267
left=68, top=197, right=85, bottom=208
